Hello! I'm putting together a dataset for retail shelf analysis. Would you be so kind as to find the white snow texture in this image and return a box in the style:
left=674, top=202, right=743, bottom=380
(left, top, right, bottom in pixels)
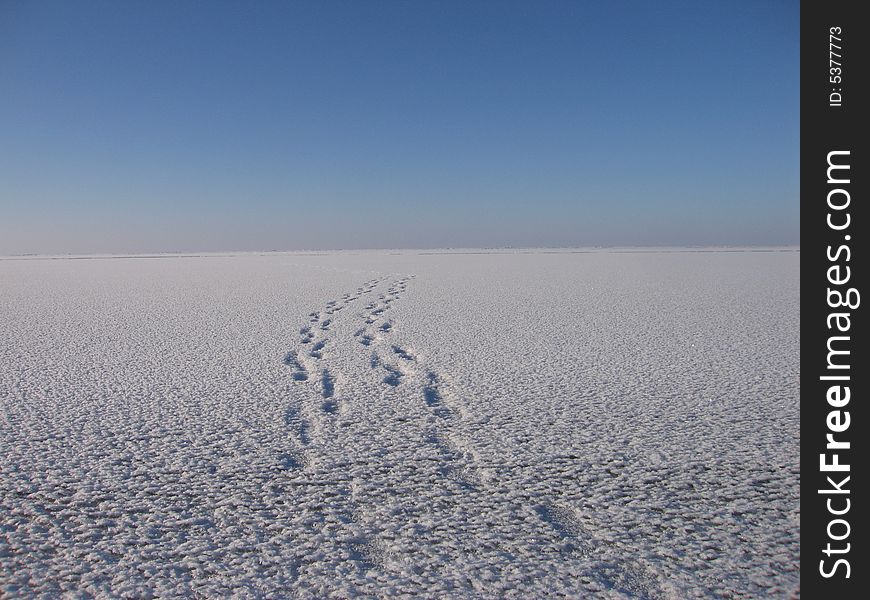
left=0, top=249, right=799, bottom=598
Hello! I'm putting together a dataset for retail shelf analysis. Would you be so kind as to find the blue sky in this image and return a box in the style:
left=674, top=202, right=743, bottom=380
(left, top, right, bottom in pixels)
left=0, top=1, right=798, bottom=253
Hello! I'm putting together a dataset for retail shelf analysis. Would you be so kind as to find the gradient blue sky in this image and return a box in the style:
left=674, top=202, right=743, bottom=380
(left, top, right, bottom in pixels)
left=1, top=0, right=798, bottom=254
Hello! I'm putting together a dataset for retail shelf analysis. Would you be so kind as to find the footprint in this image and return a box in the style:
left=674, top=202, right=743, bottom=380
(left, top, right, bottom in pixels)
left=535, top=503, right=663, bottom=598
left=278, top=452, right=304, bottom=471
left=423, top=372, right=451, bottom=419
left=320, top=318, right=332, bottom=331
left=382, top=365, right=402, bottom=387
left=321, top=368, right=335, bottom=399
left=426, top=430, right=478, bottom=488
left=284, top=407, right=311, bottom=446
left=371, top=353, right=402, bottom=386
left=309, top=340, right=327, bottom=359
left=379, top=321, right=393, bottom=333
left=283, top=351, right=308, bottom=381
left=391, top=345, right=415, bottom=361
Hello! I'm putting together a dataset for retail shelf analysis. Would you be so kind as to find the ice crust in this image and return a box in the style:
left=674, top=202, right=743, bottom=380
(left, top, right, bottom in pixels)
left=0, top=250, right=799, bottom=598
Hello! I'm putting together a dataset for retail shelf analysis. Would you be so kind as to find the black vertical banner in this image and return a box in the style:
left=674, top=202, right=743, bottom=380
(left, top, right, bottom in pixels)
left=802, top=0, right=867, bottom=597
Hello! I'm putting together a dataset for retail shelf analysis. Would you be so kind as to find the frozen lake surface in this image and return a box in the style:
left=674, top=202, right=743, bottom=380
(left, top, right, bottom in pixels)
left=0, top=249, right=799, bottom=598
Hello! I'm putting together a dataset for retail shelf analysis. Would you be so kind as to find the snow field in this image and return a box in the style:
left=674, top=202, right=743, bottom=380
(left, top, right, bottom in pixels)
left=0, top=250, right=799, bottom=598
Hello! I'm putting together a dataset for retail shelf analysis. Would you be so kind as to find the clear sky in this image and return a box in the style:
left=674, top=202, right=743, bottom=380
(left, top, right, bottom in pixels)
left=1, top=0, right=798, bottom=254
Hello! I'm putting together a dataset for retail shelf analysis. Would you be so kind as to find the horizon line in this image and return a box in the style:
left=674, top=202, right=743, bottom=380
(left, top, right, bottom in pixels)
left=0, top=245, right=800, bottom=261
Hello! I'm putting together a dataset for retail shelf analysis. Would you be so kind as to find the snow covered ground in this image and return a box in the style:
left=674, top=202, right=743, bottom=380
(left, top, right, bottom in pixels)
left=0, top=249, right=799, bottom=598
